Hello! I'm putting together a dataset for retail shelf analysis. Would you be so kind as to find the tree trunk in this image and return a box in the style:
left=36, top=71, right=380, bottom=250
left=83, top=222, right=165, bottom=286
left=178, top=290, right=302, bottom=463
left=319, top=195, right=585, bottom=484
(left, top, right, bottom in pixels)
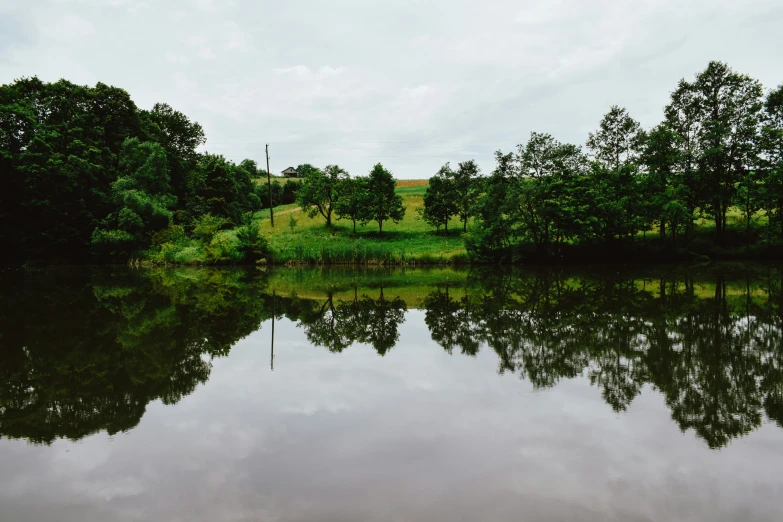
left=715, top=209, right=722, bottom=243
left=378, top=220, right=383, bottom=234
left=686, top=204, right=695, bottom=239
left=660, top=219, right=666, bottom=241
left=352, top=220, right=356, bottom=233
left=463, top=219, right=467, bottom=232
left=326, top=211, right=332, bottom=228
left=445, top=221, right=448, bottom=232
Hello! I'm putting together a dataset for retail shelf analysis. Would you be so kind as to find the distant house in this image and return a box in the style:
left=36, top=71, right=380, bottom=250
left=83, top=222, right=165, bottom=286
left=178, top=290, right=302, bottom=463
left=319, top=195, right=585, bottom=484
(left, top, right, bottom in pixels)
left=281, top=167, right=298, bottom=177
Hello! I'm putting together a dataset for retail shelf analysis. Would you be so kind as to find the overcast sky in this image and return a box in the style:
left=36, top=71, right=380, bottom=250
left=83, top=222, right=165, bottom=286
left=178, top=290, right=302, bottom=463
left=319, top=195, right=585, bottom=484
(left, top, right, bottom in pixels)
left=1, top=0, right=781, bottom=178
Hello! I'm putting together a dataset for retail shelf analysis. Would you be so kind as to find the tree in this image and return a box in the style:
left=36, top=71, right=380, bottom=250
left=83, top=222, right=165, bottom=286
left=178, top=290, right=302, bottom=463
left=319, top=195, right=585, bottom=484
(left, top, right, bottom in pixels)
left=696, top=62, right=763, bottom=243
left=508, top=133, right=588, bottom=255
left=236, top=214, right=270, bottom=263
left=453, top=159, right=481, bottom=232
left=239, top=159, right=260, bottom=178
left=586, top=105, right=645, bottom=170
left=667, top=61, right=764, bottom=242
left=585, top=107, right=646, bottom=242
left=191, top=214, right=228, bottom=243
left=361, top=163, right=405, bottom=234
left=466, top=151, right=517, bottom=261
left=422, top=163, right=457, bottom=231
left=141, top=102, right=205, bottom=209
left=334, top=176, right=368, bottom=233
left=296, top=164, right=347, bottom=227
left=736, top=169, right=763, bottom=238
left=295, top=163, right=320, bottom=179
left=185, top=153, right=259, bottom=226
left=641, top=123, right=689, bottom=241
left=760, top=84, right=783, bottom=238
left=0, top=78, right=142, bottom=261
left=281, top=179, right=300, bottom=204
left=91, top=138, right=175, bottom=259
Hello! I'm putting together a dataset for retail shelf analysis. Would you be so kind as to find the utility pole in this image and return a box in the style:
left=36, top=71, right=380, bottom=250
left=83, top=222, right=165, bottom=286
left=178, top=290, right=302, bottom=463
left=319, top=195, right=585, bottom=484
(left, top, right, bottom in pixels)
left=266, top=143, right=274, bottom=227
left=270, top=290, right=275, bottom=371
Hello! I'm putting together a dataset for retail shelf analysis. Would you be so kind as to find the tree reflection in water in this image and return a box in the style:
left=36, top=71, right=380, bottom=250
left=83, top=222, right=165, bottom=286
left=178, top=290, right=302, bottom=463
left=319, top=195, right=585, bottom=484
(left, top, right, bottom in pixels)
left=0, top=265, right=780, bottom=449
left=422, top=266, right=783, bottom=449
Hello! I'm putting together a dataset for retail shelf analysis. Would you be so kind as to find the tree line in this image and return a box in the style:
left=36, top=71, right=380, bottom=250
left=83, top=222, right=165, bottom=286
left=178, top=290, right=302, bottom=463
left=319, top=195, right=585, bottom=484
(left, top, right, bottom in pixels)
left=2, top=61, right=780, bottom=264
left=294, top=162, right=405, bottom=233
left=423, top=61, right=782, bottom=262
left=0, top=77, right=279, bottom=263
left=0, top=77, right=412, bottom=264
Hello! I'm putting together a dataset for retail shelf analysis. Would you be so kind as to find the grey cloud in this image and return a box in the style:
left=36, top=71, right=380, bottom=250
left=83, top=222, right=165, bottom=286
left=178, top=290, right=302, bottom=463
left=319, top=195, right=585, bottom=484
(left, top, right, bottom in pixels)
left=1, top=0, right=781, bottom=177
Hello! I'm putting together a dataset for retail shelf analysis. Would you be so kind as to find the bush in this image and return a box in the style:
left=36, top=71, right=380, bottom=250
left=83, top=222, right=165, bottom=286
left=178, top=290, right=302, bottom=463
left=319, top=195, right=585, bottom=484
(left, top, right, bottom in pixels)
left=236, top=219, right=270, bottom=263
left=192, top=214, right=229, bottom=243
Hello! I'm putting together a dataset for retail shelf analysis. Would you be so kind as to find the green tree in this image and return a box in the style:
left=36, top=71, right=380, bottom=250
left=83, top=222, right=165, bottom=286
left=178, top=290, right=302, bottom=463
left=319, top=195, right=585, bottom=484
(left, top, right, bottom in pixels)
left=185, top=154, right=259, bottom=225
left=759, top=85, right=783, bottom=238
left=453, top=159, right=481, bottom=232
left=236, top=214, right=270, bottom=263
left=586, top=105, right=645, bottom=170
left=295, top=163, right=320, bottom=179
left=361, top=163, right=405, bottom=234
left=641, top=123, right=689, bottom=241
left=239, top=159, right=260, bottom=178
left=141, top=102, right=205, bottom=211
left=664, top=79, right=704, bottom=238
left=667, top=61, right=764, bottom=242
left=585, top=107, right=646, bottom=242
left=191, top=214, right=228, bottom=243
left=91, top=138, right=175, bottom=259
left=466, top=151, right=517, bottom=261
left=281, top=179, right=300, bottom=204
left=0, top=78, right=141, bottom=261
left=736, top=169, right=763, bottom=237
left=510, top=133, right=588, bottom=255
left=334, top=176, right=368, bottom=233
left=296, top=164, right=347, bottom=227
left=423, top=163, right=457, bottom=232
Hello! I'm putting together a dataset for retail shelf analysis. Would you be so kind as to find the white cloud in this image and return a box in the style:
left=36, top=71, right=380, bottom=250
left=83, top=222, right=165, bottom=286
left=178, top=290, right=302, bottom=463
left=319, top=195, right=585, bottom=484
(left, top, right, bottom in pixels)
left=402, top=85, right=430, bottom=99
left=274, top=65, right=311, bottom=76
left=42, top=14, right=96, bottom=44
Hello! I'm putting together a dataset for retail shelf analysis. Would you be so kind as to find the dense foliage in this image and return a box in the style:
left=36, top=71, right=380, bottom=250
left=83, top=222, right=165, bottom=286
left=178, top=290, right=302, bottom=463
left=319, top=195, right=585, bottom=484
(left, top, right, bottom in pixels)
left=0, top=78, right=265, bottom=263
left=425, top=61, right=783, bottom=262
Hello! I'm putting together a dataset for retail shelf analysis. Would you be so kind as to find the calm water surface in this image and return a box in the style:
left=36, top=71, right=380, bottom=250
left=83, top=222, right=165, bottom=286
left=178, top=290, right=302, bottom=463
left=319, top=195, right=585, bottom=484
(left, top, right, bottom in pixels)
left=1, top=265, right=782, bottom=521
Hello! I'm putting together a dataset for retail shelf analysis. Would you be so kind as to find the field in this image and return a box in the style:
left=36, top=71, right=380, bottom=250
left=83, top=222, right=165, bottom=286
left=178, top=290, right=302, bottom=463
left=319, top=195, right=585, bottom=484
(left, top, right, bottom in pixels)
left=252, top=180, right=471, bottom=264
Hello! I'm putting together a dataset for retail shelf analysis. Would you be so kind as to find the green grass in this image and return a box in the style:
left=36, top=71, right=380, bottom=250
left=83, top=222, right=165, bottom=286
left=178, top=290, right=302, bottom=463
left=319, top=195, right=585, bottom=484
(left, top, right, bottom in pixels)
left=144, top=180, right=780, bottom=267
left=253, top=181, right=471, bottom=265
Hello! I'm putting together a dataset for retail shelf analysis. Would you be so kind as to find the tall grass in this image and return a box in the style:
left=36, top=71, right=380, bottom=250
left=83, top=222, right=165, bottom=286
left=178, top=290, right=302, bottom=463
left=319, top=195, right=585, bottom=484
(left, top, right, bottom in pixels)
left=275, top=242, right=462, bottom=266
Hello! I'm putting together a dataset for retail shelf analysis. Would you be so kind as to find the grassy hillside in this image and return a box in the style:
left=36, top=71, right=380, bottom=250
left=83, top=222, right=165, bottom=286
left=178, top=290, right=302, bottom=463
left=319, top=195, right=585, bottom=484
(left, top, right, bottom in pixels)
left=144, top=178, right=778, bottom=267
left=253, top=180, right=471, bottom=264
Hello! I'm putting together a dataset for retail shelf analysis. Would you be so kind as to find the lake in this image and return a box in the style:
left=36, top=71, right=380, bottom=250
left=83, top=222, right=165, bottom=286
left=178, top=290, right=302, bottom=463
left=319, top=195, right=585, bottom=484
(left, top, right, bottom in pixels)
left=1, top=264, right=782, bottom=521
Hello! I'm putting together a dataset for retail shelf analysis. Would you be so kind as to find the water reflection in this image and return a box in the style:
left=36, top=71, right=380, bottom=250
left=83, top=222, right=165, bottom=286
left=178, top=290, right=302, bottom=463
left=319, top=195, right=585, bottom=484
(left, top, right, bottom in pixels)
left=1, top=265, right=781, bottom=450
left=297, top=286, right=407, bottom=355
left=0, top=268, right=270, bottom=444
left=424, top=268, right=783, bottom=449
